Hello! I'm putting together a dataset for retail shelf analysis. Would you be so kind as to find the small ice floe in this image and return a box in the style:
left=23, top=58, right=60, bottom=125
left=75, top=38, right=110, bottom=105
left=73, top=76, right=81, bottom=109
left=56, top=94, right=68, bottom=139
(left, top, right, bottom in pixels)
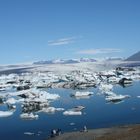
left=37, top=131, right=42, bottom=135
left=70, top=122, right=75, bottom=126
left=104, top=91, right=116, bottom=96
left=71, top=91, right=93, bottom=98
left=24, top=132, right=35, bottom=135
left=30, top=89, right=60, bottom=101
left=99, top=83, right=113, bottom=92
left=119, top=78, right=133, bottom=85
left=63, top=105, right=85, bottom=116
left=20, top=113, right=39, bottom=120
left=137, top=96, right=140, bottom=98
left=0, top=111, right=14, bottom=117
left=5, top=98, right=16, bottom=104
left=107, top=76, right=120, bottom=83
left=105, top=94, right=130, bottom=102
left=72, top=106, right=85, bottom=111
left=63, top=110, right=82, bottom=116
left=41, top=107, right=64, bottom=114
left=5, top=98, right=24, bottom=105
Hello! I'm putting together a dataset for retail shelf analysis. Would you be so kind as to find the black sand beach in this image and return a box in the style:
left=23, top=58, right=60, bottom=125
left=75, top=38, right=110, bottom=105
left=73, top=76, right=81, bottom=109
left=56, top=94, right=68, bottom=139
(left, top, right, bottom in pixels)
left=48, top=124, right=140, bottom=140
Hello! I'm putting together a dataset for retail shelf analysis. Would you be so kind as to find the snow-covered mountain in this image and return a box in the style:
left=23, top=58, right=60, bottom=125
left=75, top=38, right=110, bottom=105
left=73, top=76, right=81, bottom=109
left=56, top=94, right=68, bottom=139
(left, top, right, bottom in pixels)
left=33, top=58, right=97, bottom=65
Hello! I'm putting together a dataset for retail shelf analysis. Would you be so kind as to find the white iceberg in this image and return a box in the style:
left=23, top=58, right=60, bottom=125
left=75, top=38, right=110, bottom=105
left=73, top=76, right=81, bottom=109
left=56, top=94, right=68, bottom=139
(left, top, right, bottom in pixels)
left=72, top=91, right=93, bottom=97
left=63, top=105, right=85, bottom=116
left=5, top=98, right=16, bottom=104
left=63, top=110, right=82, bottom=116
left=24, top=132, right=34, bottom=135
left=30, top=89, right=60, bottom=100
left=106, top=94, right=130, bottom=102
left=20, top=113, right=39, bottom=120
left=72, top=106, right=85, bottom=111
left=0, top=111, right=14, bottom=117
left=99, top=83, right=113, bottom=92
left=41, top=107, right=64, bottom=113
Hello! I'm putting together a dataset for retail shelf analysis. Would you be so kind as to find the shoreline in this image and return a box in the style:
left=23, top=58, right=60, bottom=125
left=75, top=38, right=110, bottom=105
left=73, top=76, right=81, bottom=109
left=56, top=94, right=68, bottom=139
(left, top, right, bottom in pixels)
left=47, top=124, right=140, bottom=140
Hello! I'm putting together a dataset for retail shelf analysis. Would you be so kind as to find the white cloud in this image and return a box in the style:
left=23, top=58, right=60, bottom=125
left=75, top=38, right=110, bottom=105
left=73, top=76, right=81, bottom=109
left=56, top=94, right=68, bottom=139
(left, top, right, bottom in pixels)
left=77, top=48, right=122, bottom=54
left=48, top=37, right=77, bottom=46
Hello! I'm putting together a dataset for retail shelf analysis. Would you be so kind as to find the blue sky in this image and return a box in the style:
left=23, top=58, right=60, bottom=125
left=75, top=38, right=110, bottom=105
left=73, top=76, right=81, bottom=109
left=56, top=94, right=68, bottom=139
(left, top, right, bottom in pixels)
left=0, top=0, right=140, bottom=64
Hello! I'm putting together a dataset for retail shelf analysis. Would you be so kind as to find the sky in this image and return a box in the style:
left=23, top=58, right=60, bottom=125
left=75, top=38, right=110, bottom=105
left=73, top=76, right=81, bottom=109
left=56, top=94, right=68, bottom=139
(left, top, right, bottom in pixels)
left=0, top=0, right=140, bottom=64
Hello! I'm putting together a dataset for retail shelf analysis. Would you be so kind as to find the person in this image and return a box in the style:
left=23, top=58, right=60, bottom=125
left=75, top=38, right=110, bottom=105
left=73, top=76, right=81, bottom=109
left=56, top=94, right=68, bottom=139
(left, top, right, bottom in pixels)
left=83, top=125, right=88, bottom=132
left=51, top=129, right=56, bottom=137
left=56, top=128, right=62, bottom=136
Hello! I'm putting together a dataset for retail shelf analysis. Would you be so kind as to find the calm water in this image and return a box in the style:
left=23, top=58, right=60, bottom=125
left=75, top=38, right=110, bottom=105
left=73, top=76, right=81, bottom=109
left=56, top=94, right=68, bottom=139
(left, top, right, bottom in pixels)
left=0, top=81, right=140, bottom=140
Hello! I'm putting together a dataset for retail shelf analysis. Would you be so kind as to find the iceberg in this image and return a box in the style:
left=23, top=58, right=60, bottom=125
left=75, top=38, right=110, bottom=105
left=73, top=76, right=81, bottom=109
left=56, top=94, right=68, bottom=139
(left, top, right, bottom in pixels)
left=71, top=91, right=93, bottom=97
left=0, top=111, right=14, bottom=117
left=63, top=106, right=85, bottom=116
left=106, top=94, right=130, bottom=102
left=5, top=98, right=16, bottom=104
left=72, top=106, right=85, bottom=111
left=24, top=132, right=35, bottom=135
left=63, top=110, right=82, bottom=116
left=99, top=83, right=113, bottom=92
left=41, top=107, right=64, bottom=114
left=20, top=113, right=39, bottom=120
left=30, top=89, right=60, bottom=100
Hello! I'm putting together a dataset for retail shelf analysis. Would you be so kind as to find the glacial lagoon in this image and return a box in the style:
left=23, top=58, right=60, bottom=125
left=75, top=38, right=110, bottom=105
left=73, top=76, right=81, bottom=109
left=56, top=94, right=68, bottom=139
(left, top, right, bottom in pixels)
left=0, top=81, right=140, bottom=140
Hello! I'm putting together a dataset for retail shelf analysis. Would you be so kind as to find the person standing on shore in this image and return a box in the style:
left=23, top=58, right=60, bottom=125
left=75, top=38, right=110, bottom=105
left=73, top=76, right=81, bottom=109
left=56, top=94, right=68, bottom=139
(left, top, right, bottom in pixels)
left=84, top=125, right=88, bottom=132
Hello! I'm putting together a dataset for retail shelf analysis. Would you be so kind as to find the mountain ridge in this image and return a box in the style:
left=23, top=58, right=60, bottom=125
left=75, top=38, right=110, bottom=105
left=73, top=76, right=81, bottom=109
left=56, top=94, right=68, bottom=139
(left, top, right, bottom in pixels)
left=126, top=51, right=140, bottom=61
left=33, top=58, right=97, bottom=65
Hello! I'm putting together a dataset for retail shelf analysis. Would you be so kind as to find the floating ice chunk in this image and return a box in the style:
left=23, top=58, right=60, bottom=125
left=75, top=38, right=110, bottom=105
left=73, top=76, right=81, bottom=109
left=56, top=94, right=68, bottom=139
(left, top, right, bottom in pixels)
left=106, top=94, right=130, bottom=102
left=72, top=91, right=93, bottom=97
left=42, top=107, right=64, bottom=113
left=3, top=89, right=31, bottom=97
left=16, top=98, right=25, bottom=103
left=119, top=78, right=133, bottom=85
left=108, top=77, right=120, bottom=83
left=99, top=83, right=113, bottom=92
left=72, top=106, right=85, bottom=111
left=137, top=96, right=140, bottom=98
left=63, top=110, right=82, bottom=116
left=70, top=122, right=75, bottom=126
left=5, top=98, right=24, bottom=105
left=24, top=132, right=34, bottom=135
left=0, top=111, right=14, bottom=117
left=104, top=91, right=116, bottom=96
left=56, top=108, right=65, bottom=111
left=30, top=89, right=60, bottom=100
left=20, top=113, right=39, bottom=120
left=63, top=105, right=85, bottom=116
left=73, top=96, right=91, bottom=99
left=5, top=98, right=16, bottom=104
left=43, top=92, right=60, bottom=100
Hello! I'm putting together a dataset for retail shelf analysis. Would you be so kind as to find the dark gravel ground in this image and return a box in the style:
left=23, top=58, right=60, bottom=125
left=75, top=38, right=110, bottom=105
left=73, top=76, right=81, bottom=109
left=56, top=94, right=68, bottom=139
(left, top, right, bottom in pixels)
left=47, top=124, right=140, bottom=140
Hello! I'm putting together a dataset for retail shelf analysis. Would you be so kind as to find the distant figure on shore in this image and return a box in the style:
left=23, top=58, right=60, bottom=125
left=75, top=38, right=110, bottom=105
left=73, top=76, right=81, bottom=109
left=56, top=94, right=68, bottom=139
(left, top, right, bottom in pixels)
left=83, top=125, right=88, bottom=132
left=51, top=129, right=56, bottom=137
left=56, top=128, right=62, bottom=136
left=51, top=128, right=62, bottom=137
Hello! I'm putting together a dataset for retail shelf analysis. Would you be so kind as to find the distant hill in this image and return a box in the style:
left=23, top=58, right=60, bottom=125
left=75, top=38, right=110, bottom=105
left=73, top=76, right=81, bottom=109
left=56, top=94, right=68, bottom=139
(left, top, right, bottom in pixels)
left=126, top=51, right=140, bottom=61
left=105, top=57, right=123, bottom=61
left=33, top=58, right=97, bottom=65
